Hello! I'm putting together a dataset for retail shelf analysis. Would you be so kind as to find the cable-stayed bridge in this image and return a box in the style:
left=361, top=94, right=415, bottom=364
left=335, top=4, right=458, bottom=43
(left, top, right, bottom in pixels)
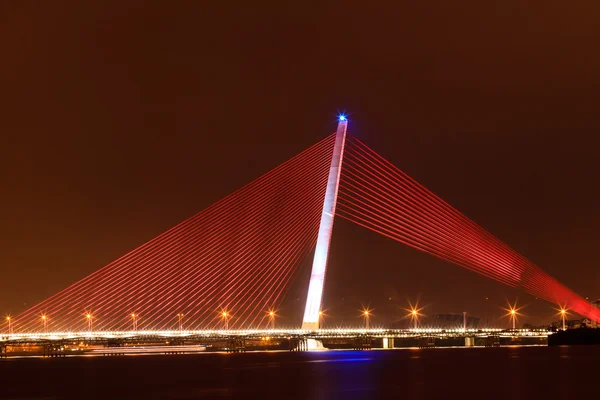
left=4, top=117, right=599, bottom=340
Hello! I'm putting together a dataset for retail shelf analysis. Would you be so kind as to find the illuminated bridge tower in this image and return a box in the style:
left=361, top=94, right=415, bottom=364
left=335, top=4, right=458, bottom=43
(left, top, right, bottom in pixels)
left=301, top=116, right=348, bottom=331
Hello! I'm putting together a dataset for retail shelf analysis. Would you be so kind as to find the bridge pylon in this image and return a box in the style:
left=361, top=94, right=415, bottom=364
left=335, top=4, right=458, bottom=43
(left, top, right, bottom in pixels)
left=301, top=117, right=347, bottom=331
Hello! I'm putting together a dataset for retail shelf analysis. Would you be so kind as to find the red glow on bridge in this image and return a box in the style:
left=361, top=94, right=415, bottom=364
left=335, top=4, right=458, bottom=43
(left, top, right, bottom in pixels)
left=336, top=137, right=600, bottom=323
left=7, top=127, right=599, bottom=333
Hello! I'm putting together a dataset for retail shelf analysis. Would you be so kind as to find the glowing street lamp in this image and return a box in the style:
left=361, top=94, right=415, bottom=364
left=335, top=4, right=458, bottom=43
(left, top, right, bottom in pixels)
left=510, top=309, right=517, bottom=330
left=411, top=309, right=418, bottom=329
left=314, top=310, right=326, bottom=330
left=131, top=313, right=137, bottom=332
left=85, top=313, right=93, bottom=332
left=177, top=313, right=184, bottom=331
left=502, top=300, right=521, bottom=330
left=41, top=314, right=48, bottom=333
left=267, top=310, right=276, bottom=330
left=362, top=309, right=371, bottom=330
left=221, top=311, right=229, bottom=330
left=560, top=308, right=568, bottom=331
left=405, top=301, right=423, bottom=330
left=6, top=316, right=11, bottom=335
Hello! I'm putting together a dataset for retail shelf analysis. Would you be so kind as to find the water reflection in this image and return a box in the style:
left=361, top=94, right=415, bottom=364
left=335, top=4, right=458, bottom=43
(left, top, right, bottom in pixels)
left=1, top=346, right=598, bottom=399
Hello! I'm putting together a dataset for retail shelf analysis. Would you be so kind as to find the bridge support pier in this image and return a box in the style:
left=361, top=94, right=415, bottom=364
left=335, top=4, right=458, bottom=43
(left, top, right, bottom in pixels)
left=464, top=337, right=475, bottom=347
left=289, top=337, right=308, bottom=351
left=0, top=344, right=6, bottom=358
left=382, top=337, right=394, bottom=349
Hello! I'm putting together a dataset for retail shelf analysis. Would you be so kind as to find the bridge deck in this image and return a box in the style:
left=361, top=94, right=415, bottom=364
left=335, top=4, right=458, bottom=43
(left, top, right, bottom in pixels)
left=1, top=328, right=551, bottom=344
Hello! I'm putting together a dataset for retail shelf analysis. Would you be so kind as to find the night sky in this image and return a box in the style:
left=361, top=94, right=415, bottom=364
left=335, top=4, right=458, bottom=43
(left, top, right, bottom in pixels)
left=2, top=2, right=599, bottom=327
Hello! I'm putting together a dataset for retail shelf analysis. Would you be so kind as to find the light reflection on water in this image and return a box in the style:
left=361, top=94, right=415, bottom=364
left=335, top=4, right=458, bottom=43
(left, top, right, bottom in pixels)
left=1, top=344, right=547, bottom=360
left=1, top=346, right=597, bottom=399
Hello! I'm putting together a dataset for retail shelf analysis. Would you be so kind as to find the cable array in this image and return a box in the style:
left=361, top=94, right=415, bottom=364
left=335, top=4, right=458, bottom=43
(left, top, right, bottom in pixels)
left=337, top=136, right=600, bottom=322
left=12, top=130, right=598, bottom=332
left=13, top=135, right=335, bottom=332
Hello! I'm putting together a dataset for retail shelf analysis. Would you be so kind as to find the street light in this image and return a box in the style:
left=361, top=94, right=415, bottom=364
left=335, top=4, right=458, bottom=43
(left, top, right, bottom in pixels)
left=405, top=302, right=423, bottom=330
left=411, top=309, right=418, bottom=329
left=362, top=309, right=371, bottom=330
left=131, top=313, right=137, bottom=332
left=510, top=308, right=517, bottom=330
left=6, top=316, right=11, bottom=335
left=41, top=314, right=48, bottom=333
left=267, top=310, right=275, bottom=330
left=221, top=311, right=229, bottom=330
left=85, top=313, right=93, bottom=332
left=560, top=308, right=567, bottom=331
left=317, top=310, right=325, bottom=329
left=503, top=300, right=521, bottom=330
left=177, top=313, right=184, bottom=331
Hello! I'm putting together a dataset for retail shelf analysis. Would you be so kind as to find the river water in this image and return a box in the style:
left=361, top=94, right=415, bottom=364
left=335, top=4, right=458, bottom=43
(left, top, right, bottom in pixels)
left=0, top=346, right=597, bottom=399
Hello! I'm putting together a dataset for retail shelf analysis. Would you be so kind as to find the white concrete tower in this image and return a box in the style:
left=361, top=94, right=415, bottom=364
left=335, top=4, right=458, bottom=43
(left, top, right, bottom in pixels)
left=301, top=116, right=348, bottom=331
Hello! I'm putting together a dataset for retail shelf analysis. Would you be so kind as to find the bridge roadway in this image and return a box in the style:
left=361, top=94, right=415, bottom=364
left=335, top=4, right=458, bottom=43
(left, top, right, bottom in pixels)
left=1, top=327, right=551, bottom=341
left=0, top=328, right=551, bottom=357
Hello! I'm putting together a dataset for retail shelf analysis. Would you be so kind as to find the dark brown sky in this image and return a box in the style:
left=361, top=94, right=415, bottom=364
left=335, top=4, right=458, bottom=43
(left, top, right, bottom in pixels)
left=2, top=1, right=599, bottom=326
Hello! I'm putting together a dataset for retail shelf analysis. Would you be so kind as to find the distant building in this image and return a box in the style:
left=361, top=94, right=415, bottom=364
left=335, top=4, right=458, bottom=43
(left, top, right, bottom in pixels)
left=573, top=319, right=592, bottom=329
left=553, top=318, right=592, bottom=329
